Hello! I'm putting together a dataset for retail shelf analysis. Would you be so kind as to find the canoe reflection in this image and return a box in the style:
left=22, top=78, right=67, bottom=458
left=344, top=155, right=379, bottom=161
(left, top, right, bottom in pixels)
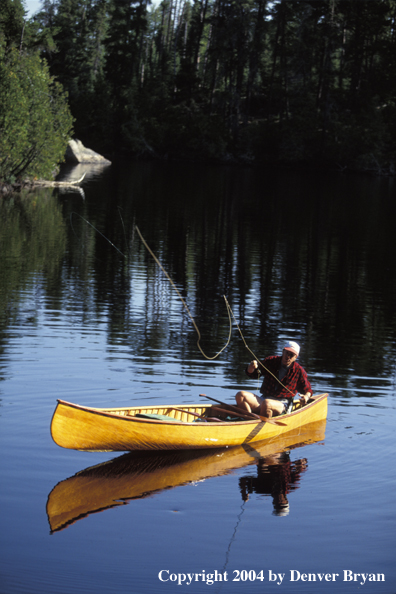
left=47, top=420, right=326, bottom=533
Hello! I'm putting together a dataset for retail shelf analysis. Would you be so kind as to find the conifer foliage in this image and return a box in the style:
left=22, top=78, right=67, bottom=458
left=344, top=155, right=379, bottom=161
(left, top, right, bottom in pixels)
left=4, top=0, right=396, bottom=173
left=0, top=0, right=74, bottom=183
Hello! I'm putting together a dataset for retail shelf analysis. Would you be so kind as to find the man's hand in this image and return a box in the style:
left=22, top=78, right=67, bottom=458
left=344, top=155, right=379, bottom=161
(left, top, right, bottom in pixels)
left=247, top=360, right=259, bottom=374
left=299, top=392, right=311, bottom=406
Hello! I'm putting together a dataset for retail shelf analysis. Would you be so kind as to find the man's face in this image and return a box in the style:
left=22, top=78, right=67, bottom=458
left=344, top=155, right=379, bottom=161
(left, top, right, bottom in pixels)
left=282, top=349, right=297, bottom=367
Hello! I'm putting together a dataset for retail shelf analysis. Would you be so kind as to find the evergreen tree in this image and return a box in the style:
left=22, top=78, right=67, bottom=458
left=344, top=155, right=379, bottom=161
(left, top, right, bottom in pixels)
left=26, top=0, right=396, bottom=170
left=0, top=0, right=73, bottom=182
left=0, top=0, right=26, bottom=51
left=105, top=0, right=149, bottom=93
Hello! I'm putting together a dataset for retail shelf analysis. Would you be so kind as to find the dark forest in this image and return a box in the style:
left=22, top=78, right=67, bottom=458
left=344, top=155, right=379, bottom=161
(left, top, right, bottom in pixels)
left=1, top=0, right=396, bottom=179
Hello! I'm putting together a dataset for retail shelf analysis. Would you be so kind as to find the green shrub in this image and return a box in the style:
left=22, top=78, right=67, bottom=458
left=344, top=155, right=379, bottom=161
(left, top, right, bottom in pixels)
left=0, top=47, right=74, bottom=182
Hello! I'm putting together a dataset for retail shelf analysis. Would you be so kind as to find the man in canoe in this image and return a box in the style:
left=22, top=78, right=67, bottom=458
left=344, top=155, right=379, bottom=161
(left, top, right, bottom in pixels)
left=235, top=341, right=312, bottom=418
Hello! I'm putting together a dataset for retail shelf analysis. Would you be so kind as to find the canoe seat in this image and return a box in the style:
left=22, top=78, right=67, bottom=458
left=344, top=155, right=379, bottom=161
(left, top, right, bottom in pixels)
left=135, top=413, right=183, bottom=422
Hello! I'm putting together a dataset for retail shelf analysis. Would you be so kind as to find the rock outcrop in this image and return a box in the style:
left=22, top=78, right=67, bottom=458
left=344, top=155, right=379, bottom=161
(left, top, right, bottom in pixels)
left=65, top=139, right=111, bottom=165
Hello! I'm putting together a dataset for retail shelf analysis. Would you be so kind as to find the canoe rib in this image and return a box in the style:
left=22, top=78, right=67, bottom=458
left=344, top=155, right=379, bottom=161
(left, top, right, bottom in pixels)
left=50, top=394, right=328, bottom=452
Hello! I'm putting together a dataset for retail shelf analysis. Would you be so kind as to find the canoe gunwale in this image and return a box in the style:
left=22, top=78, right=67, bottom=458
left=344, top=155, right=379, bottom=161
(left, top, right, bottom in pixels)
left=54, top=394, right=328, bottom=427
left=54, top=399, right=256, bottom=426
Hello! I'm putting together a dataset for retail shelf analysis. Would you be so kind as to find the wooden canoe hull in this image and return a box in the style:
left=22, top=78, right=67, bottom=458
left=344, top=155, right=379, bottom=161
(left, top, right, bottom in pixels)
left=50, top=394, right=328, bottom=452
left=47, top=419, right=326, bottom=532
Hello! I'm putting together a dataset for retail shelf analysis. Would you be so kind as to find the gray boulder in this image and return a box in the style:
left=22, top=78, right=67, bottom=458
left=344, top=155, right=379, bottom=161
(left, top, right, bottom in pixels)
left=65, top=139, right=111, bottom=164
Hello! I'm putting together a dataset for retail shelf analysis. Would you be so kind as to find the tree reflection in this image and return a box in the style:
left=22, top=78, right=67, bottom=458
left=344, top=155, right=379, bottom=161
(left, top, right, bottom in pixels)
left=1, top=164, right=395, bottom=386
left=0, top=189, right=66, bottom=324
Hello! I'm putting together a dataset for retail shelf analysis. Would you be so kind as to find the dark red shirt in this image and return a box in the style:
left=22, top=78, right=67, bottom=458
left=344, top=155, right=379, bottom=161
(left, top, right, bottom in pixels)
left=246, top=355, right=312, bottom=400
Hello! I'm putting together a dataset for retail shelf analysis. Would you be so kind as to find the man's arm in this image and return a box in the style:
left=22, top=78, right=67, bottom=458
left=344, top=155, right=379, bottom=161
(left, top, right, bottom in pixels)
left=246, top=360, right=261, bottom=378
left=296, top=365, right=312, bottom=405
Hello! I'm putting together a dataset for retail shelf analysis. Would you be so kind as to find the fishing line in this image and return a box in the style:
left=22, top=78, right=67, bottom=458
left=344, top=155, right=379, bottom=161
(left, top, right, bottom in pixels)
left=68, top=216, right=230, bottom=360
left=223, top=296, right=295, bottom=397
left=70, top=212, right=126, bottom=258
left=135, top=226, right=232, bottom=360
left=68, top=216, right=290, bottom=396
left=217, top=500, right=248, bottom=594
left=117, top=207, right=130, bottom=258
left=136, top=225, right=294, bottom=396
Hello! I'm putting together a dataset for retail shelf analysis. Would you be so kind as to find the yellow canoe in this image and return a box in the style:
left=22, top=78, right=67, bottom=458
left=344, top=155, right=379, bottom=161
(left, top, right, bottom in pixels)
left=47, top=418, right=326, bottom=532
left=50, top=394, right=328, bottom=451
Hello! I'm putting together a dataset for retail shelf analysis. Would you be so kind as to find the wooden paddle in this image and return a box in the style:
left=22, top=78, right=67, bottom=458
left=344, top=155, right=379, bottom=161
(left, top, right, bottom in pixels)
left=200, top=394, right=287, bottom=426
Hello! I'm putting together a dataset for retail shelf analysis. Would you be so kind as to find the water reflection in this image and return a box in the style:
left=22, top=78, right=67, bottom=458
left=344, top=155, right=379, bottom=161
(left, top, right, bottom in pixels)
left=0, top=190, right=66, bottom=332
left=239, top=451, right=307, bottom=516
left=57, top=162, right=112, bottom=184
left=46, top=420, right=325, bottom=533
left=1, top=165, right=395, bottom=394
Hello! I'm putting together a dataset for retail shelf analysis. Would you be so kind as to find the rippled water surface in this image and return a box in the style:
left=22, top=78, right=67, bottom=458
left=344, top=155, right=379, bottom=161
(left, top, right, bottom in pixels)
left=0, top=162, right=395, bottom=594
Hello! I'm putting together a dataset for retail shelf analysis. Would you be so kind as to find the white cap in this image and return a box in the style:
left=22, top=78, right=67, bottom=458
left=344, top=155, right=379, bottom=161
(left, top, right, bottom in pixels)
left=283, top=341, right=300, bottom=357
left=273, top=502, right=290, bottom=516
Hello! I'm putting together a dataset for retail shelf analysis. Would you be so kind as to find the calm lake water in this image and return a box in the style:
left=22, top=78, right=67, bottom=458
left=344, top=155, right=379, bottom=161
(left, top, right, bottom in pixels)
left=0, top=161, right=395, bottom=594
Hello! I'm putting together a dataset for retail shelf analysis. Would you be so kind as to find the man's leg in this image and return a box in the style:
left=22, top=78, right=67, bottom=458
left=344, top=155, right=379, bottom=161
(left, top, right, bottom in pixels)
left=259, top=398, right=285, bottom=419
left=235, top=390, right=262, bottom=414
